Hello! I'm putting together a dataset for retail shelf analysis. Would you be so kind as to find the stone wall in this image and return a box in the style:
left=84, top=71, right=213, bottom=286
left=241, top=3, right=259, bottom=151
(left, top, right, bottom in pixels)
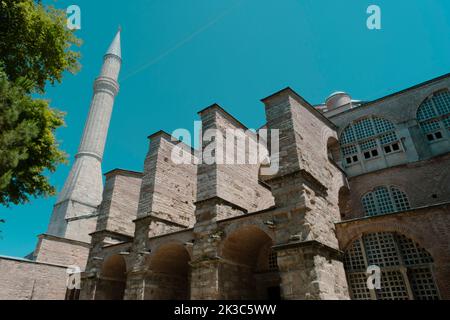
left=137, top=131, right=197, bottom=233
left=78, top=78, right=450, bottom=301
left=0, top=256, right=67, bottom=300
left=260, top=88, right=350, bottom=299
left=96, top=169, right=142, bottom=236
left=262, top=88, right=346, bottom=248
left=34, top=234, right=90, bottom=270
left=197, top=104, right=275, bottom=215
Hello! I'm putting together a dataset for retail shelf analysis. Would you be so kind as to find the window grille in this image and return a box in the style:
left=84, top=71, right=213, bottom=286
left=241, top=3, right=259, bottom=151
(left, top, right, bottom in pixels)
left=353, top=118, right=375, bottom=140
left=409, top=267, right=440, bottom=300
left=360, top=139, right=378, bottom=151
left=390, top=187, right=411, bottom=212
left=341, top=128, right=356, bottom=145
left=378, top=270, right=410, bottom=300
left=342, top=145, right=358, bottom=156
left=373, top=117, right=395, bottom=134
left=344, top=240, right=366, bottom=272
left=374, top=187, right=395, bottom=214
left=433, top=91, right=450, bottom=115
left=361, top=186, right=410, bottom=217
left=268, top=251, right=279, bottom=272
left=347, top=273, right=372, bottom=300
left=363, top=232, right=400, bottom=267
left=417, top=91, right=450, bottom=143
left=420, top=120, right=441, bottom=134
left=340, top=116, right=401, bottom=168
left=344, top=232, right=439, bottom=300
left=443, top=116, right=450, bottom=129
left=379, top=132, right=398, bottom=145
left=362, top=193, right=378, bottom=217
left=417, top=100, right=437, bottom=121
left=397, top=234, right=432, bottom=266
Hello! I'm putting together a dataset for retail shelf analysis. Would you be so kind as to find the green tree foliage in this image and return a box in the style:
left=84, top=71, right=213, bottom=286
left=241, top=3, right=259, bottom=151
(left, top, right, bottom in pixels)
left=0, top=70, right=66, bottom=206
left=0, top=0, right=81, bottom=207
left=0, top=0, right=81, bottom=93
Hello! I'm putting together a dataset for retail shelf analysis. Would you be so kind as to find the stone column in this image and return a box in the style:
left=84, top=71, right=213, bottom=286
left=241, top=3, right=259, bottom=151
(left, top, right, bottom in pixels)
left=79, top=233, right=106, bottom=300
left=190, top=199, right=224, bottom=300
left=124, top=217, right=151, bottom=300
left=275, top=241, right=348, bottom=300
left=266, top=173, right=350, bottom=300
left=260, top=87, right=350, bottom=300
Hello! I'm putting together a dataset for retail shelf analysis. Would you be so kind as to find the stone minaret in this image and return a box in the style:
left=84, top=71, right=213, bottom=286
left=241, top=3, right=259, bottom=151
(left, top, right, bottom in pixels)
left=47, top=29, right=122, bottom=243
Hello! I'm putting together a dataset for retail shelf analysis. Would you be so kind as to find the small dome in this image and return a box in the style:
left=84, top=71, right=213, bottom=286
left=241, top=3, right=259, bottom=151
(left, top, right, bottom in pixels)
left=326, top=91, right=352, bottom=110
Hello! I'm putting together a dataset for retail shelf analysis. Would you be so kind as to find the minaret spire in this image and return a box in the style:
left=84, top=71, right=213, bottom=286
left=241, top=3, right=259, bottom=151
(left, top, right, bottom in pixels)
left=106, top=27, right=121, bottom=59
left=46, top=30, right=122, bottom=243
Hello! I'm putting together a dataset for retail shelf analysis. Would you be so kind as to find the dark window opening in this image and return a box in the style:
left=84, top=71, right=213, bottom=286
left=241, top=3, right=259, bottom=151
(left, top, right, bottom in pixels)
left=363, top=149, right=379, bottom=160
left=267, top=286, right=281, bottom=300
left=345, top=155, right=360, bottom=165
left=384, top=143, right=401, bottom=154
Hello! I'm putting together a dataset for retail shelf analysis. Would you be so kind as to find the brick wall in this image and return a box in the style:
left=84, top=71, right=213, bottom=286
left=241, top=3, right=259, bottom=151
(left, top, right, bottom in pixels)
left=344, top=153, right=450, bottom=220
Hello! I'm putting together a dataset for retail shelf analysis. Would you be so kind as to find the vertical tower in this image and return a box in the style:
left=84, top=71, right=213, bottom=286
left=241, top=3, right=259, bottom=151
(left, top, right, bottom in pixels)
left=47, top=29, right=122, bottom=243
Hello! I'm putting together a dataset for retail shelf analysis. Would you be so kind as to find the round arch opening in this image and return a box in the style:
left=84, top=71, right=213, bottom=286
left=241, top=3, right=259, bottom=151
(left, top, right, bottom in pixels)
left=95, top=255, right=127, bottom=300
left=344, top=232, right=440, bottom=300
left=220, top=225, right=281, bottom=300
left=145, top=242, right=191, bottom=300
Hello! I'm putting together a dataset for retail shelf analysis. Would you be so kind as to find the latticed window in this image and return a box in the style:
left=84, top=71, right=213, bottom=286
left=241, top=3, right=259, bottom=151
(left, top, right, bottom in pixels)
left=362, top=186, right=411, bottom=217
left=268, top=251, right=279, bottom=272
left=340, top=116, right=402, bottom=167
left=417, top=90, right=450, bottom=142
left=344, top=232, right=440, bottom=300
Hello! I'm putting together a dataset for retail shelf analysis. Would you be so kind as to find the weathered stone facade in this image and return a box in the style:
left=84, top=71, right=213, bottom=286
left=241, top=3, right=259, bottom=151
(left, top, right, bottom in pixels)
left=1, top=29, right=449, bottom=300
left=0, top=256, right=68, bottom=300
left=78, top=73, right=450, bottom=301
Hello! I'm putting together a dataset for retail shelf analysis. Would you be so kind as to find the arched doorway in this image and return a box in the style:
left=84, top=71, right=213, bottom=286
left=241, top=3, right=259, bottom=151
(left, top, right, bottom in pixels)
left=344, top=232, right=440, bottom=300
left=220, top=225, right=281, bottom=300
left=96, top=255, right=127, bottom=300
left=145, top=242, right=191, bottom=300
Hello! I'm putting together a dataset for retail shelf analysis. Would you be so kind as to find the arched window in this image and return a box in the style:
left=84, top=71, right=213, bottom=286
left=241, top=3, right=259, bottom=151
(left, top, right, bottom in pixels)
left=417, top=90, right=450, bottom=142
left=340, top=116, right=402, bottom=167
left=344, top=232, right=440, bottom=300
left=361, top=186, right=410, bottom=217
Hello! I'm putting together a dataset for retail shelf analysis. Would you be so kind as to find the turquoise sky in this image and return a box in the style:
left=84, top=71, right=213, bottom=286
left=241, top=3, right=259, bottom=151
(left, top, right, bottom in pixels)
left=1, top=0, right=450, bottom=257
